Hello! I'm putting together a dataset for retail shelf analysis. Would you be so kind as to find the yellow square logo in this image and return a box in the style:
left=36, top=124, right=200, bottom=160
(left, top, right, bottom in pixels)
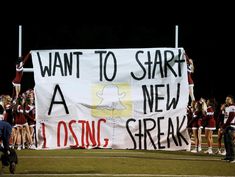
left=92, top=83, right=132, bottom=118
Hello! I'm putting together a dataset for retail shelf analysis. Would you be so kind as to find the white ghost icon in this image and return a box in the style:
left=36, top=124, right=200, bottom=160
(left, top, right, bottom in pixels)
left=97, top=85, right=126, bottom=110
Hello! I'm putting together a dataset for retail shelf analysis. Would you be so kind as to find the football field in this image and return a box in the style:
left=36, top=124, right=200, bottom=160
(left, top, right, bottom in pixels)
left=1, top=148, right=234, bottom=176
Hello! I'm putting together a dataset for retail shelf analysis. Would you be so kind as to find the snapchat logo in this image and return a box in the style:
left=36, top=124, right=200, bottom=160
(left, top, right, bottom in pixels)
left=92, top=83, right=132, bottom=118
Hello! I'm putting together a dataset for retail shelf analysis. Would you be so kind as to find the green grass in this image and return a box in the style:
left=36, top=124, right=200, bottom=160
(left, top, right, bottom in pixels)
left=1, top=148, right=234, bottom=176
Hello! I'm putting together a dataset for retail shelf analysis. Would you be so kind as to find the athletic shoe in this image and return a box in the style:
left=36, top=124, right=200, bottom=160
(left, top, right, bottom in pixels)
left=208, top=149, right=213, bottom=154
left=17, top=146, right=21, bottom=150
left=204, top=149, right=213, bottom=154
left=215, top=149, right=222, bottom=155
left=29, top=144, right=36, bottom=150
left=229, top=160, right=235, bottom=163
left=221, top=150, right=226, bottom=156
left=191, top=148, right=197, bottom=153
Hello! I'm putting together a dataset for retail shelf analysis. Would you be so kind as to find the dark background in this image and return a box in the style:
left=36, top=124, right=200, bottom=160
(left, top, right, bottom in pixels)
left=0, top=19, right=234, bottom=105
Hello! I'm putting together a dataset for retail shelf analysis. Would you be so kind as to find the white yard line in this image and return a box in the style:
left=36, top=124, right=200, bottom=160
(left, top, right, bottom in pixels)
left=18, top=155, right=221, bottom=161
left=1, top=174, right=231, bottom=177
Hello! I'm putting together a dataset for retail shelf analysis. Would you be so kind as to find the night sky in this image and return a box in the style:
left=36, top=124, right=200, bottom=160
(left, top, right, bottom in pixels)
left=0, top=22, right=234, bottom=105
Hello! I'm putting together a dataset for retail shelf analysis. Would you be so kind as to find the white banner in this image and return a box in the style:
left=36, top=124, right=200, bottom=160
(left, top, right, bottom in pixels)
left=31, top=48, right=190, bottom=150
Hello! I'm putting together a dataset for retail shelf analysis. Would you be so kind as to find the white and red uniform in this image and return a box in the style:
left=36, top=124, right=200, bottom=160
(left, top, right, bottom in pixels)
left=203, top=106, right=216, bottom=130
left=25, top=104, right=36, bottom=127
left=191, top=110, right=204, bottom=129
left=14, top=105, right=27, bottom=127
left=222, top=104, right=235, bottom=129
left=12, top=61, right=23, bottom=86
left=186, top=58, right=194, bottom=86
